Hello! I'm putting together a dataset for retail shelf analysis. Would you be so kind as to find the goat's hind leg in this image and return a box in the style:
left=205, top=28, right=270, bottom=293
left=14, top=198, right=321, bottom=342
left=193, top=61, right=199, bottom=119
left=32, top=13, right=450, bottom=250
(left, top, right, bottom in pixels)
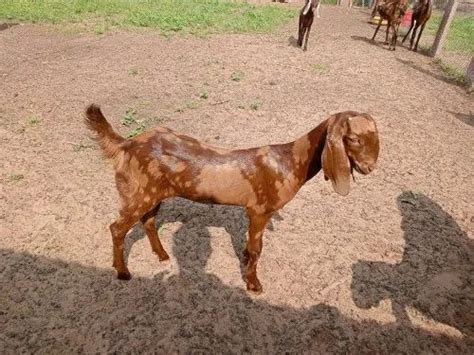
left=402, top=18, right=415, bottom=45
left=110, top=211, right=141, bottom=280
left=141, top=203, right=169, bottom=261
left=303, top=27, right=311, bottom=51
left=244, top=210, right=273, bottom=293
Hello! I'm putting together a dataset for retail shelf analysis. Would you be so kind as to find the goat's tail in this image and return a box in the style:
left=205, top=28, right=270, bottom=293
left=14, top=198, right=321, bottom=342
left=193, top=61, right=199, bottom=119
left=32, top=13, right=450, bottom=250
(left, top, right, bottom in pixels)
left=85, top=104, right=125, bottom=160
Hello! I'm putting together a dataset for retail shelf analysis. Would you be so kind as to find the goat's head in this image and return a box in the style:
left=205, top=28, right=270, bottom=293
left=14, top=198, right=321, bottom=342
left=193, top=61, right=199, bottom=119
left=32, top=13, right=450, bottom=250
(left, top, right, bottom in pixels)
left=322, top=113, right=380, bottom=196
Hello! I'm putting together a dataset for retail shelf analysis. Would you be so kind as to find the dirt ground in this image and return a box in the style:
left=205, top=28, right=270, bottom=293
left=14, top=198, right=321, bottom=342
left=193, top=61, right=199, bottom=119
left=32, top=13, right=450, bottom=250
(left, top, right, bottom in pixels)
left=1, top=5, right=473, bottom=354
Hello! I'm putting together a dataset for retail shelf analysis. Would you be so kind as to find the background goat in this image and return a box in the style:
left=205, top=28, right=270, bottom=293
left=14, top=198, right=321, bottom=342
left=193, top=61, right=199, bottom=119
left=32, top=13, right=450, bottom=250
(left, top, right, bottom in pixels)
left=402, top=0, right=433, bottom=52
left=372, top=0, right=409, bottom=50
left=298, top=0, right=319, bottom=51
left=85, top=105, right=379, bottom=293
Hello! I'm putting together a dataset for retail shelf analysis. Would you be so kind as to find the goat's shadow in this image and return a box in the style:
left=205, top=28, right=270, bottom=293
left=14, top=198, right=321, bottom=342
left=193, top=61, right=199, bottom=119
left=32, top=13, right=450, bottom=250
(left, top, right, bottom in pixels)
left=2, top=195, right=473, bottom=352
left=352, top=192, right=474, bottom=339
left=351, top=35, right=387, bottom=49
left=396, top=58, right=466, bottom=88
left=447, top=111, right=474, bottom=128
left=0, top=23, right=18, bottom=32
left=288, top=35, right=299, bottom=48
left=125, top=198, right=282, bottom=282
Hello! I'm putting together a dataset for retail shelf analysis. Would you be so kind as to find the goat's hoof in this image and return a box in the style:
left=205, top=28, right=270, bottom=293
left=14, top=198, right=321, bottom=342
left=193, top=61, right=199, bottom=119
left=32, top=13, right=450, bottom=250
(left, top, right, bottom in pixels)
left=158, top=254, right=170, bottom=262
left=156, top=251, right=170, bottom=262
left=247, top=281, right=263, bottom=294
left=117, top=271, right=132, bottom=280
left=303, top=47, right=307, bottom=52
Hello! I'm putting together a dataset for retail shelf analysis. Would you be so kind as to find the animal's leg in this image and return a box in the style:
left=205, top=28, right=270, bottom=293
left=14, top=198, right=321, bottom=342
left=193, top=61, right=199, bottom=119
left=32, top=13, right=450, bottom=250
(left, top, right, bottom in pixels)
left=413, top=22, right=426, bottom=52
left=390, top=23, right=398, bottom=50
left=244, top=210, right=273, bottom=293
left=297, top=18, right=304, bottom=47
left=410, top=22, right=420, bottom=50
left=402, top=18, right=415, bottom=44
left=372, top=17, right=383, bottom=41
left=303, top=25, right=312, bottom=51
left=141, top=203, right=169, bottom=261
left=384, top=19, right=391, bottom=45
left=110, top=210, right=141, bottom=280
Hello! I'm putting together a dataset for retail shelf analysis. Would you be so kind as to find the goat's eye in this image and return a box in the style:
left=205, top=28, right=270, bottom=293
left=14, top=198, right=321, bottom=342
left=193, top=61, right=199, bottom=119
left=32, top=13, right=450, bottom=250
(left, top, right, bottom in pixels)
left=347, top=137, right=361, bottom=145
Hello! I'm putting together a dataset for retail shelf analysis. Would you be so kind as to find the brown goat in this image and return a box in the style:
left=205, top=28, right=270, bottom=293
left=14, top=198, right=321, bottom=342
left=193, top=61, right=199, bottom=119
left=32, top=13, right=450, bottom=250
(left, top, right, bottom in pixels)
left=372, top=0, right=409, bottom=50
left=402, top=0, right=432, bottom=52
left=298, top=0, right=319, bottom=51
left=85, top=105, right=380, bottom=293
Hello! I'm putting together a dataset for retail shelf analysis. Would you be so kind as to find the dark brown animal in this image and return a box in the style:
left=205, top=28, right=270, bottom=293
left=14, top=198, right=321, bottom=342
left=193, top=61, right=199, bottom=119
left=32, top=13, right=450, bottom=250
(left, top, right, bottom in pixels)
left=402, top=0, right=433, bottom=52
left=298, top=0, right=319, bottom=51
left=85, top=105, right=380, bottom=293
left=372, top=0, right=409, bottom=50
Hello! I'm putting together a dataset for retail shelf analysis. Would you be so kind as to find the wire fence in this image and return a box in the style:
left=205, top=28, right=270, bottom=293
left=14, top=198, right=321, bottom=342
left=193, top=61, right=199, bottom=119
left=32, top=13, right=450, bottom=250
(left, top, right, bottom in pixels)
left=352, top=0, right=472, bottom=83
left=414, top=0, right=473, bottom=82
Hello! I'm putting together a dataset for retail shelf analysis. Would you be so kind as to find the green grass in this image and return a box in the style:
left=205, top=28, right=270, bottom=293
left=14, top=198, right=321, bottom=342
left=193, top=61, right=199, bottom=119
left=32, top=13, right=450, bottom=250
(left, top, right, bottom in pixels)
left=249, top=99, right=262, bottom=111
left=121, top=108, right=138, bottom=127
left=426, top=14, right=474, bottom=54
left=433, top=58, right=466, bottom=85
left=9, top=174, right=25, bottom=182
left=231, top=70, right=244, bottom=82
left=0, top=0, right=297, bottom=35
left=28, top=116, right=41, bottom=126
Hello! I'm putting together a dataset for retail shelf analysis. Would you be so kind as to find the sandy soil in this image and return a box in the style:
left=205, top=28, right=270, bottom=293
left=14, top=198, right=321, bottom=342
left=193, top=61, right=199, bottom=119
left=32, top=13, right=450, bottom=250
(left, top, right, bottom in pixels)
left=1, top=5, right=473, bottom=353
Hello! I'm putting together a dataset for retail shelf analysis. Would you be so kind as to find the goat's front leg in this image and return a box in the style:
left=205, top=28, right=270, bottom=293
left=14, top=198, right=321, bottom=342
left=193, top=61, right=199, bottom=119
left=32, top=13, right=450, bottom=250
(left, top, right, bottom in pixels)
left=141, top=203, right=169, bottom=262
left=402, top=18, right=415, bottom=44
left=244, top=210, right=273, bottom=293
left=410, top=23, right=420, bottom=50
left=372, top=17, right=383, bottom=41
left=297, top=19, right=304, bottom=47
left=384, top=19, right=391, bottom=45
left=413, top=22, right=426, bottom=52
left=303, top=24, right=312, bottom=51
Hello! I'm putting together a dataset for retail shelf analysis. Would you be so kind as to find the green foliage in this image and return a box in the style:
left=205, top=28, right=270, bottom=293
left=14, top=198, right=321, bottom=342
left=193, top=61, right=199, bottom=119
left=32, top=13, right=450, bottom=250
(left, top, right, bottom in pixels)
left=231, top=71, right=244, bottom=82
left=250, top=99, right=262, bottom=111
left=426, top=14, right=474, bottom=54
left=121, top=108, right=137, bottom=127
left=0, top=0, right=297, bottom=35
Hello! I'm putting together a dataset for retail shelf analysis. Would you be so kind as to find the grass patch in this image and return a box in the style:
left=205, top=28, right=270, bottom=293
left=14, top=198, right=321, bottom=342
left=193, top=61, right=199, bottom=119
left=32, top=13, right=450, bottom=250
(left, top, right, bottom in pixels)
left=9, top=174, right=24, bottom=182
left=28, top=116, right=41, bottom=126
left=433, top=58, right=466, bottom=85
left=176, top=100, right=199, bottom=112
left=231, top=70, right=244, bottom=82
left=312, top=63, right=329, bottom=73
left=199, top=90, right=209, bottom=100
left=126, top=123, right=146, bottom=138
left=425, top=13, right=474, bottom=54
left=121, top=108, right=138, bottom=126
left=250, top=99, right=262, bottom=111
left=120, top=108, right=147, bottom=137
left=0, top=0, right=297, bottom=35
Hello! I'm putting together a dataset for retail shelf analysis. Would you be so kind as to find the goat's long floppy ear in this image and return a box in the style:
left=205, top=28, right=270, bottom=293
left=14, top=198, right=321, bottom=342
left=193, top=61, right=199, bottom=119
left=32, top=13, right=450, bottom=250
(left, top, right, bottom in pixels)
left=322, top=116, right=351, bottom=196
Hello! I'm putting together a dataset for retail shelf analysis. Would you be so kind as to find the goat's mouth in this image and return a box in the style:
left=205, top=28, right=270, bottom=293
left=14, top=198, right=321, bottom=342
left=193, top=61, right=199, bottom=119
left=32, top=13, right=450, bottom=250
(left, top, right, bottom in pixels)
left=349, top=158, right=368, bottom=178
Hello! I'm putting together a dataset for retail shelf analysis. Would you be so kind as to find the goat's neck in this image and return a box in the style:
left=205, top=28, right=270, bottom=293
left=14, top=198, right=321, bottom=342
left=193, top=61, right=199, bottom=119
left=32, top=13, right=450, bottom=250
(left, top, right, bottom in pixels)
left=293, top=119, right=329, bottom=184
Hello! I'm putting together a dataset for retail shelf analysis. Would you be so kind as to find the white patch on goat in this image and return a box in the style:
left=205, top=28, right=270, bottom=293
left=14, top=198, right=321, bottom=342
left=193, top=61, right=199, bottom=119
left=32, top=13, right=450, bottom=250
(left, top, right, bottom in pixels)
left=303, top=0, right=312, bottom=15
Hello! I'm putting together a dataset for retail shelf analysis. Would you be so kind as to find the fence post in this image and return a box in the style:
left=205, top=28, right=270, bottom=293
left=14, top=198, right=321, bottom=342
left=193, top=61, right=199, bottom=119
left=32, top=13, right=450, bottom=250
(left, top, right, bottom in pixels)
left=430, top=0, right=459, bottom=57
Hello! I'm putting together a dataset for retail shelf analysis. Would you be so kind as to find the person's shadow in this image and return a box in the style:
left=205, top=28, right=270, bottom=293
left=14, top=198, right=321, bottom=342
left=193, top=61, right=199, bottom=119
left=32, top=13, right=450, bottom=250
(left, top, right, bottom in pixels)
left=351, top=192, right=474, bottom=339
left=2, top=195, right=473, bottom=352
